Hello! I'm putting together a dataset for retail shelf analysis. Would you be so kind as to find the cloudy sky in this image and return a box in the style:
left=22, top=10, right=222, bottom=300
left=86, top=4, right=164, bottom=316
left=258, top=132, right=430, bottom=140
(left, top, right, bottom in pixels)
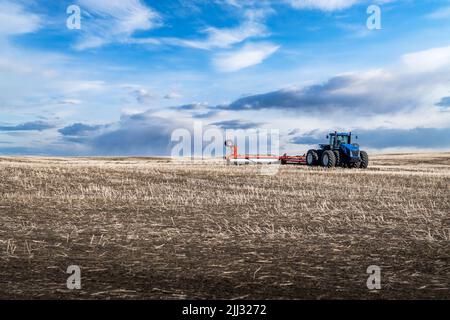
left=1, top=0, right=450, bottom=156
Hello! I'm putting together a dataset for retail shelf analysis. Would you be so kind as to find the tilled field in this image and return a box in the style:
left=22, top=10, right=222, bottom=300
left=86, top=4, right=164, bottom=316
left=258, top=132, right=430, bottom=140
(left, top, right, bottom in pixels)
left=0, top=153, right=449, bottom=299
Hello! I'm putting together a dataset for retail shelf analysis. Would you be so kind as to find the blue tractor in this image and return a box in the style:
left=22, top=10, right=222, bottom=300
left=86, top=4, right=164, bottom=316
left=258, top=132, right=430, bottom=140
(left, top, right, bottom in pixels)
left=306, top=132, right=369, bottom=168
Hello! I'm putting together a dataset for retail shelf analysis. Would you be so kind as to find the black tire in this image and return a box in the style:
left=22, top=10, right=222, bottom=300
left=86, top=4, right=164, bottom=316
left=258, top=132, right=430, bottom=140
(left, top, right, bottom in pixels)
left=360, top=151, right=369, bottom=169
left=333, top=150, right=340, bottom=167
left=306, top=150, right=319, bottom=166
left=321, top=150, right=336, bottom=168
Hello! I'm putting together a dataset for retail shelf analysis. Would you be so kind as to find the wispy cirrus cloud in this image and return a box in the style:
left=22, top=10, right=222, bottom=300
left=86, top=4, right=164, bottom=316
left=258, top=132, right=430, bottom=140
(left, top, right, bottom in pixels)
left=285, top=0, right=360, bottom=11
left=74, top=0, right=161, bottom=50
left=128, top=1, right=276, bottom=72
left=131, top=2, right=273, bottom=51
left=285, top=0, right=396, bottom=12
left=213, top=42, right=280, bottom=72
left=137, top=20, right=269, bottom=50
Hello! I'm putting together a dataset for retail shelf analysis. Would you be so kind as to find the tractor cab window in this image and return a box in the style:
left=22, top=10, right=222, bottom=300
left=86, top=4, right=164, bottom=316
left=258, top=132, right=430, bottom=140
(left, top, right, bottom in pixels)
left=336, top=135, right=350, bottom=145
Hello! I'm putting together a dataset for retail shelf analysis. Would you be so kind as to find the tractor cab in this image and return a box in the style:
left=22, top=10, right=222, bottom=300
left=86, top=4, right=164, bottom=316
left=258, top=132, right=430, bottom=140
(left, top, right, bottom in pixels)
left=324, top=132, right=360, bottom=162
left=328, top=132, right=358, bottom=149
left=319, top=132, right=355, bottom=150
left=308, top=131, right=368, bottom=168
left=328, top=132, right=351, bottom=147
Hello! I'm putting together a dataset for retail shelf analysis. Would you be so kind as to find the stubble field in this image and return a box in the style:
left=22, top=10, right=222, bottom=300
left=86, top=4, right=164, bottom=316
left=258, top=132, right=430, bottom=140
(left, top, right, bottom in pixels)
left=0, top=153, right=449, bottom=299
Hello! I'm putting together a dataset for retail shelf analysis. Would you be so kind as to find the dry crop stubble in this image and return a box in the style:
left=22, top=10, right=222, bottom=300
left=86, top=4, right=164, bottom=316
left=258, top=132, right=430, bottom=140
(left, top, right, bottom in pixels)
left=0, top=153, right=449, bottom=299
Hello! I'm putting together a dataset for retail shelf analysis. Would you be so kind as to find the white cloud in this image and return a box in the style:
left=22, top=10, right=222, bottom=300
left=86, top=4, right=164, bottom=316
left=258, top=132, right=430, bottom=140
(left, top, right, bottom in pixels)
left=75, top=0, right=161, bottom=49
left=58, top=80, right=107, bottom=94
left=0, top=1, right=41, bottom=35
left=217, top=44, right=450, bottom=138
left=213, top=42, right=280, bottom=72
left=286, top=0, right=360, bottom=11
left=128, top=4, right=277, bottom=72
left=402, top=45, right=450, bottom=73
left=133, top=88, right=155, bottom=104
left=58, top=99, right=83, bottom=105
left=133, top=21, right=268, bottom=50
left=219, top=0, right=242, bottom=7
left=131, top=6, right=272, bottom=51
left=74, top=36, right=107, bottom=51
left=175, top=21, right=268, bottom=50
left=164, top=92, right=183, bottom=100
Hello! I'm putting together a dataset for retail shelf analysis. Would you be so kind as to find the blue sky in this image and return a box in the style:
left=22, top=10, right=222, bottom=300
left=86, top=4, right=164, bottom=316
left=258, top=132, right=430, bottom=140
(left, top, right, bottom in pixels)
left=1, top=0, right=450, bottom=155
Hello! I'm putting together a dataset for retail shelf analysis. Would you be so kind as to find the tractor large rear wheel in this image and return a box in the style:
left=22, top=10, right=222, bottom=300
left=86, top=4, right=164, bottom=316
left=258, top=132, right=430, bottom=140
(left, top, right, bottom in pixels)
left=321, top=150, right=336, bottom=168
left=306, top=150, right=319, bottom=166
left=360, top=151, right=369, bottom=169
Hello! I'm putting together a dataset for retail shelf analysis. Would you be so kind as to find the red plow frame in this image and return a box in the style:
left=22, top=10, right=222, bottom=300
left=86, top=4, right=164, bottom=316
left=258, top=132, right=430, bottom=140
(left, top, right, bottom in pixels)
left=225, top=142, right=306, bottom=165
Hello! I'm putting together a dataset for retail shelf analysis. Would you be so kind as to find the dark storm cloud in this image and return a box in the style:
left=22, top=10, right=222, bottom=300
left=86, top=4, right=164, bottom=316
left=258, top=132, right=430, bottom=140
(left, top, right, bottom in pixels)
left=172, top=103, right=209, bottom=111
left=358, top=127, right=450, bottom=149
left=211, top=119, right=262, bottom=130
left=0, top=121, right=54, bottom=131
left=58, top=123, right=106, bottom=136
left=192, top=110, right=220, bottom=119
left=289, top=129, right=323, bottom=144
left=221, top=73, right=421, bottom=114
left=89, top=122, right=174, bottom=156
left=290, top=127, right=450, bottom=149
left=1, top=112, right=182, bottom=156
left=59, top=112, right=182, bottom=156
left=225, top=75, right=363, bottom=112
left=290, top=135, right=323, bottom=145
left=228, top=75, right=349, bottom=109
left=172, top=103, right=219, bottom=119
left=436, top=97, right=450, bottom=107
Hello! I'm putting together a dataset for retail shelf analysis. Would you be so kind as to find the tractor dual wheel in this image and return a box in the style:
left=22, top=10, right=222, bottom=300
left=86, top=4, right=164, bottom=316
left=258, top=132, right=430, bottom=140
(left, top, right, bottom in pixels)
left=333, top=150, right=341, bottom=167
left=359, top=151, right=369, bottom=169
left=306, top=150, right=319, bottom=166
left=321, top=150, right=336, bottom=168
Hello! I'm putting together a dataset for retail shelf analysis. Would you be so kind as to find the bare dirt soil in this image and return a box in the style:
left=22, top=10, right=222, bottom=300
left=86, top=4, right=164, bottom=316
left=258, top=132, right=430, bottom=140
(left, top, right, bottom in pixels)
left=0, top=153, right=449, bottom=299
